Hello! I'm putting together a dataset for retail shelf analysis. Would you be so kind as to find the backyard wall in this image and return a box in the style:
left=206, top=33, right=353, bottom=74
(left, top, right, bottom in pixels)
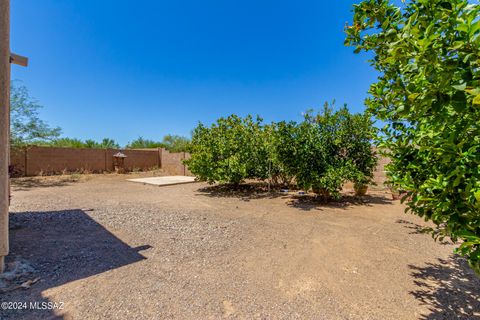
left=374, top=155, right=390, bottom=186
left=161, top=149, right=191, bottom=176
left=10, top=146, right=390, bottom=185
left=9, top=146, right=190, bottom=177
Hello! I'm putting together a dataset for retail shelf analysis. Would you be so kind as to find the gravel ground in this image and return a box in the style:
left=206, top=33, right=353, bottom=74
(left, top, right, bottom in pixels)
left=1, top=173, right=479, bottom=319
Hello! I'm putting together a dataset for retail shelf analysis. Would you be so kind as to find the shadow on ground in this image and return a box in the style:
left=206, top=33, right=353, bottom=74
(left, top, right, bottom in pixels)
left=409, top=256, right=480, bottom=319
left=396, top=219, right=431, bottom=234
left=396, top=219, right=452, bottom=245
left=1, top=209, right=150, bottom=319
left=10, top=176, right=81, bottom=191
left=196, top=183, right=285, bottom=201
left=286, top=193, right=393, bottom=211
left=197, top=183, right=393, bottom=211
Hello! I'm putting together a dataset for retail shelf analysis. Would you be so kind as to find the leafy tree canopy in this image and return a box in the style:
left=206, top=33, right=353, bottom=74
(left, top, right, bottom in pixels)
left=346, top=0, right=480, bottom=272
left=41, top=137, right=120, bottom=149
left=126, top=135, right=190, bottom=152
left=10, top=82, right=61, bottom=146
left=126, top=137, right=165, bottom=149
left=161, top=134, right=190, bottom=152
left=186, top=115, right=268, bottom=185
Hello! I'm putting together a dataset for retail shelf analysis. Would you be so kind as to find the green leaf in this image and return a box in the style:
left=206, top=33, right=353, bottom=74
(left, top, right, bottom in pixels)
left=470, top=19, right=480, bottom=35
left=473, top=94, right=480, bottom=105
left=452, top=83, right=466, bottom=91
left=474, top=190, right=480, bottom=203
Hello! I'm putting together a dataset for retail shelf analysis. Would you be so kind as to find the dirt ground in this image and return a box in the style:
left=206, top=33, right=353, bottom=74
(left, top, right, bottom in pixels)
left=1, top=173, right=479, bottom=319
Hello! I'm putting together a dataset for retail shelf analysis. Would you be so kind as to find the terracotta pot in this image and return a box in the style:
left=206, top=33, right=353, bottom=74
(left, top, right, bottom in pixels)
left=391, top=191, right=410, bottom=201
left=354, top=184, right=368, bottom=196
left=312, top=187, right=330, bottom=198
left=390, top=187, right=407, bottom=200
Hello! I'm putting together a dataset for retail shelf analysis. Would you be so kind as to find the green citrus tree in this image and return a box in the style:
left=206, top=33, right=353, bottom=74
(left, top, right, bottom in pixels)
left=296, top=103, right=376, bottom=198
left=185, top=115, right=268, bottom=185
left=346, top=0, right=480, bottom=272
left=264, top=120, right=299, bottom=187
left=335, top=106, right=378, bottom=189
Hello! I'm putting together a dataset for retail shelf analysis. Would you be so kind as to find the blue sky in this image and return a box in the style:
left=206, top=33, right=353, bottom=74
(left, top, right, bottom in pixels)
left=10, top=0, right=377, bottom=145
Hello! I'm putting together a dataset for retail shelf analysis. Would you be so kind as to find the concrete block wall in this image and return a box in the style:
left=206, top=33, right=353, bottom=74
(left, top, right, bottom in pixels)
left=122, top=149, right=161, bottom=171
left=184, top=152, right=192, bottom=176
left=104, top=149, right=161, bottom=172
left=9, top=148, right=26, bottom=176
left=160, top=149, right=188, bottom=176
left=9, top=146, right=190, bottom=177
left=24, top=146, right=106, bottom=175
left=373, top=156, right=391, bottom=186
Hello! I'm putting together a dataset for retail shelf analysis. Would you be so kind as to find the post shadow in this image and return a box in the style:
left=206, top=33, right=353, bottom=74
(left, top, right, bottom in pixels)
left=1, top=209, right=150, bottom=319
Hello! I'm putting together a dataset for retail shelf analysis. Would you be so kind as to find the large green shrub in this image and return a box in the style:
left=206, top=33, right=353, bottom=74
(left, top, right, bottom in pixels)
left=346, top=0, right=480, bottom=272
left=187, top=106, right=376, bottom=198
left=335, top=107, right=378, bottom=187
left=293, top=103, right=377, bottom=198
left=185, top=115, right=268, bottom=184
left=264, top=121, right=300, bottom=187
left=294, top=105, right=347, bottom=197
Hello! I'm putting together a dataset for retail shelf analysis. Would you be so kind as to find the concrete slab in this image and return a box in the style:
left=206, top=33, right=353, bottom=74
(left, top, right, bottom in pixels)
left=127, top=176, right=197, bottom=187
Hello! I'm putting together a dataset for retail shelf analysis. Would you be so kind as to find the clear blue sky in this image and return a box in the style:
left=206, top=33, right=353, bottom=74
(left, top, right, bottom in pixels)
left=10, top=0, right=376, bottom=146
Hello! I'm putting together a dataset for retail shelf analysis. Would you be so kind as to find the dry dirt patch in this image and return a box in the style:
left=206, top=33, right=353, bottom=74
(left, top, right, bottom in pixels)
left=2, top=175, right=479, bottom=319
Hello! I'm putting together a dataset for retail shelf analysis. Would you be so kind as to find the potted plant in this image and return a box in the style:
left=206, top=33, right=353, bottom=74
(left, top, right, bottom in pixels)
left=386, top=184, right=404, bottom=200
left=354, top=181, right=369, bottom=196
left=351, top=171, right=374, bottom=196
left=312, top=185, right=331, bottom=198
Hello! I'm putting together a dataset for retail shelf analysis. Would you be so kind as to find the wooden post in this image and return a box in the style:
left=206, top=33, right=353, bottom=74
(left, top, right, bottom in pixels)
left=0, top=0, right=10, bottom=273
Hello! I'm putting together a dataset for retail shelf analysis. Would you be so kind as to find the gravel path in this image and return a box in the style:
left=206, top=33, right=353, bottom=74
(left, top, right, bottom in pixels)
left=1, top=174, right=479, bottom=319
